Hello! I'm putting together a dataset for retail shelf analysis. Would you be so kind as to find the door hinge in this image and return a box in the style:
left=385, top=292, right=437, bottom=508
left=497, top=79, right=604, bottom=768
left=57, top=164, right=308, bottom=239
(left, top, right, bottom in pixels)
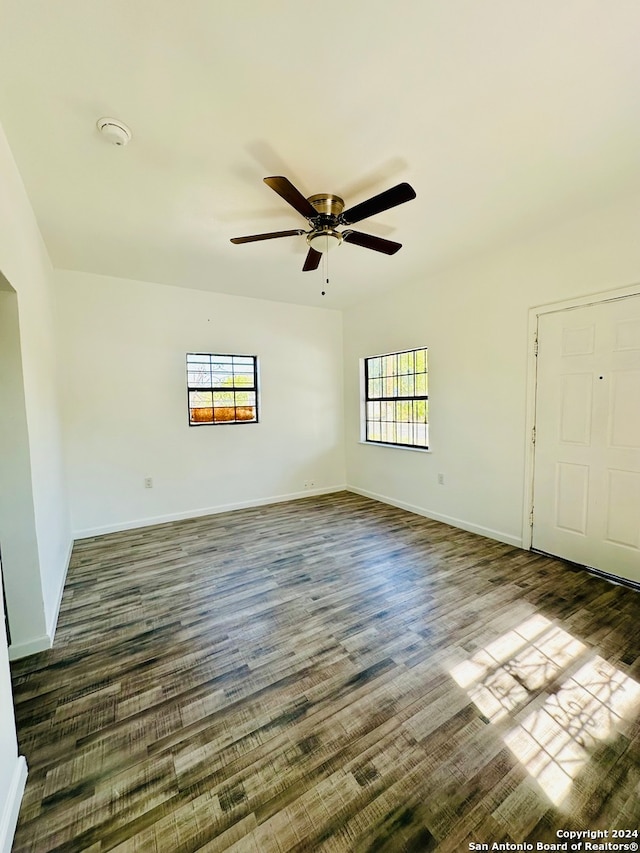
left=533, top=333, right=539, bottom=356
left=531, top=425, right=536, bottom=445
left=529, top=509, right=534, bottom=527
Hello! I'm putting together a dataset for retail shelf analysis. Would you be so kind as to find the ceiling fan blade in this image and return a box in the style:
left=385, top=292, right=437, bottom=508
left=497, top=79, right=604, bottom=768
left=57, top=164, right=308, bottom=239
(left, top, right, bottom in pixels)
left=264, top=176, right=318, bottom=219
left=302, top=247, right=322, bottom=271
left=230, top=229, right=305, bottom=244
left=341, top=182, right=416, bottom=225
left=342, top=230, right=402, bottom=255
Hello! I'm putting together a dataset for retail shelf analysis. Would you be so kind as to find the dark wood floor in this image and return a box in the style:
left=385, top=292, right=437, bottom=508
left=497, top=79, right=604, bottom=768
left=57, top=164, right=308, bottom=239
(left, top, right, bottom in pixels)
left=10, top=492, right=640, bottom=852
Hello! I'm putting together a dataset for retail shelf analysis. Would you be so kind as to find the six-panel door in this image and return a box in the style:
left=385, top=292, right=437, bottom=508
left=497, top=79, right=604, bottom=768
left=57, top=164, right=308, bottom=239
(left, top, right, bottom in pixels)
left=532, top=295, right=640, bottom=584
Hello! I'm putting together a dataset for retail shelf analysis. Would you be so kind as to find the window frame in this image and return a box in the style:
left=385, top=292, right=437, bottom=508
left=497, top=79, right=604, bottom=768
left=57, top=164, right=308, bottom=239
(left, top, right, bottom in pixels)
left=186, top=352, right=259, bottom=427
left=362, top=347, right=429, bottom=450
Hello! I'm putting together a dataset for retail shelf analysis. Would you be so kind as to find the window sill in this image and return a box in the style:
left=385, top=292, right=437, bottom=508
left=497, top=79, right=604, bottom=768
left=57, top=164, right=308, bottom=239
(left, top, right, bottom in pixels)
left=359, top=440, right=431, bottom=453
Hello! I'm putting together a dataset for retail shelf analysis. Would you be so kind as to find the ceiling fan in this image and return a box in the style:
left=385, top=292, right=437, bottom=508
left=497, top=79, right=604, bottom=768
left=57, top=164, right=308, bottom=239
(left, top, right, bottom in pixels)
left=230, top=176, right=417, bottom=271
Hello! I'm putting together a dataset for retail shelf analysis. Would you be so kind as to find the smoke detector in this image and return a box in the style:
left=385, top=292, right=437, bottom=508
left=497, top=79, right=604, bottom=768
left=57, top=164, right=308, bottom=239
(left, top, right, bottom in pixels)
left=96, top=117, right=132, bottom=146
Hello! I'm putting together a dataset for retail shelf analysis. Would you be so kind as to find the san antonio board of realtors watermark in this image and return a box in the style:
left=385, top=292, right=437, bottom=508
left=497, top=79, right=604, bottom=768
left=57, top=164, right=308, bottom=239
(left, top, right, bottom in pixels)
left=468, top=829, right=639, bottom=851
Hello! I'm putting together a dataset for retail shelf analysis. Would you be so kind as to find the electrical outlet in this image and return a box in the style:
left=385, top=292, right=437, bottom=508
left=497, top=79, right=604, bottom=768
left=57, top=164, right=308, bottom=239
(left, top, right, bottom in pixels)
left=144, top=477, right=153, bottom=489
left=437, top=473, right=445, bottom=485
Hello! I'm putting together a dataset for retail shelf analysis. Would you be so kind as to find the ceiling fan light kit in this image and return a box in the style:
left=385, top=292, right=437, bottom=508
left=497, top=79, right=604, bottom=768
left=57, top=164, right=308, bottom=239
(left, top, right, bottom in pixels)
left=307, top=229, right=343, bottom=252
left=231, top=175, right=416, bottom=273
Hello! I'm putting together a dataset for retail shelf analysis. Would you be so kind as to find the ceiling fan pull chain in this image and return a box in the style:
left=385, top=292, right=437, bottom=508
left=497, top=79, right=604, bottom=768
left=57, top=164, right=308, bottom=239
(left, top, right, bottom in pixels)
left=321, top=244, right=329, bottom=296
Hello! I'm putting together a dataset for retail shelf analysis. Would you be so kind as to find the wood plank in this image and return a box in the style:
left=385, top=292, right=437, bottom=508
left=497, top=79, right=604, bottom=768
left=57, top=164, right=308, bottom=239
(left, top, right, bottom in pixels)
left=10, top=492, right=640, bottom=851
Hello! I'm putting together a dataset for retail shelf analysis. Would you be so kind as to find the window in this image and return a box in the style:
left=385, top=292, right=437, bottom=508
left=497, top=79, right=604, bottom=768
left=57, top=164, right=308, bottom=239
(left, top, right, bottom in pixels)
left=364, top=347, right=428, bottom=448
left=187, top=353, right=259, bottom=426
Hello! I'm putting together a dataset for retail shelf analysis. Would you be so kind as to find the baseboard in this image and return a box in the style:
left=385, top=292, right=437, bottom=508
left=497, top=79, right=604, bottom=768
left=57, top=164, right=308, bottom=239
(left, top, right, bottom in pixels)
left=8, top=633, right=51, bottom=661
left=46, top=536, right=73, bottom=644
left=0, top=756, right=27, bottom=853
left=74, top=485, right=347, bottom=540
left=348, top=486, right=523, bottom=548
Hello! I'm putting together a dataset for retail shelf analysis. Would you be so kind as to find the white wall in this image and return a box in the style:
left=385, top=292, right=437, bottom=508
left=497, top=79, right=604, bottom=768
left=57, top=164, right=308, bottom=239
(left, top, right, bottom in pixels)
left=0, top=590, right=26, bottom=853
left=0, top=120, right=71, bottom=847
left=0, top=290, right=28, bottom=849
left=0, top=287, right=47, bottom=648
left=343, top=190, right=640, bottom=546
left=55, top=270, right=345, bottom=536
left=0, top=125, right=72, bottom=652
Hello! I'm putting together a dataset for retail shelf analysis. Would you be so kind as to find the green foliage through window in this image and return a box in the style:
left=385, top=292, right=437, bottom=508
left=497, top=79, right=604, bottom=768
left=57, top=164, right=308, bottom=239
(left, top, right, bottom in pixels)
left=364, top=348, right=428, bottom=448
left=187, top=353, right=258, bottom=425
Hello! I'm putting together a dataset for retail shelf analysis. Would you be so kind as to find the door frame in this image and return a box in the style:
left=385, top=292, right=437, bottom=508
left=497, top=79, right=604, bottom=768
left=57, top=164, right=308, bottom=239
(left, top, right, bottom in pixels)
left=522, top=282, right=640, bottom=550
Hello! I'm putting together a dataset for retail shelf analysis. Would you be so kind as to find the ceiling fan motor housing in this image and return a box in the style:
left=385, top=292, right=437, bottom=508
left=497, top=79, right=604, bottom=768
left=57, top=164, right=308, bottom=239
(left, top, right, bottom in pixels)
left=306, top=194, right=345, bottom=252
left=307, top=193, right=345, bottom=218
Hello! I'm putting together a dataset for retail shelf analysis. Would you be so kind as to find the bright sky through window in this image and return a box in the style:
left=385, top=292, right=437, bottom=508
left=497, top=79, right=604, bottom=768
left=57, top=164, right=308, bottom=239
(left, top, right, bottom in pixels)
left=364, top=347, right=428, bottom=449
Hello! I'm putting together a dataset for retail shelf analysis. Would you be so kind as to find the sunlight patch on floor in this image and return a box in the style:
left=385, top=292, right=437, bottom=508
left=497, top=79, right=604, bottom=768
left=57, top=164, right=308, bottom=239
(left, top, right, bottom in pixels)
left=450, top=618, right=640, bottom=806
left=450, top=615, right=586, bottom=724
left=504, top=656, right=640, bottom=805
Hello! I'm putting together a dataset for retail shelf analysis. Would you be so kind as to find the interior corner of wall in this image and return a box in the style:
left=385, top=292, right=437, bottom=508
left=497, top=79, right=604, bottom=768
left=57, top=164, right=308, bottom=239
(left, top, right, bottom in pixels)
left=8, top=632, right=52, bottom=662
left=45, top=537, right=73, bottom=645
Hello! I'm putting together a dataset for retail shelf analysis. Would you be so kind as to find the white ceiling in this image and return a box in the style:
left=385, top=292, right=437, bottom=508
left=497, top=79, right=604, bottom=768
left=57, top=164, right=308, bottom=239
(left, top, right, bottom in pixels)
left=1, top=1, right=639, bottom=309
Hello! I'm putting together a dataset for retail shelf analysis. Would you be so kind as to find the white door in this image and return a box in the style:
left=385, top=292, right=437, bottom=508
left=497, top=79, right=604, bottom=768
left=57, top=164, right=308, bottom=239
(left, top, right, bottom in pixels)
left=532, top=295, right=640, bottom=585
